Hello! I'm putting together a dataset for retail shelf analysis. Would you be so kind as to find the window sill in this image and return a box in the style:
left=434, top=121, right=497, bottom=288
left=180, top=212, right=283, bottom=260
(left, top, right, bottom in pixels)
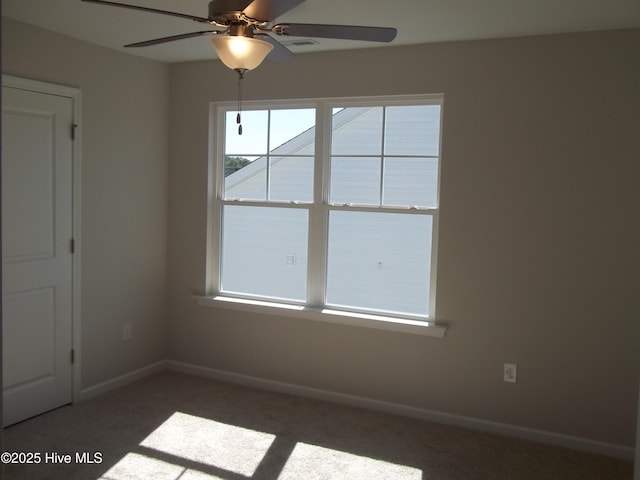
left=194, top=295, right=447, bottom=338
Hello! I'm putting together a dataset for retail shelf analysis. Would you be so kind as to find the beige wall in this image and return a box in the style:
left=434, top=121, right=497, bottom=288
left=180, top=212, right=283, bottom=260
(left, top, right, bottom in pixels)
left=2, top=18, right=169, bottom=388
left=168, top=29, right=640, bottom=447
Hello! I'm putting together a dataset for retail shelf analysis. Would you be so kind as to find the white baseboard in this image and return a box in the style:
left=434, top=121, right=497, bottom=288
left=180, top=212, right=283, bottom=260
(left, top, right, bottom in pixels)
left=75, top=359, right=634, bottom=460
left=78, top=360, right=168, bottom=402
left=166, top=360, right=634, bottom=460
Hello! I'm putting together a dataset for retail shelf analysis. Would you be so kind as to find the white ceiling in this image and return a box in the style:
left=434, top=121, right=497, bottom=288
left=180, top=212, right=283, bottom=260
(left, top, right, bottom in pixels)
left=3, top=0, right=640, bottom=63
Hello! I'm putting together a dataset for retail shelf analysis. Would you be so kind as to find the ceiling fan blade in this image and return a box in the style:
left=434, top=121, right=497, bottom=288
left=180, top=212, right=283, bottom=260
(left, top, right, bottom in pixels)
left=208, top=0, right=254, bottom=13
left=255, top=33, right=294, bottom=62
left=244, top=0, right=306, bottom=22
left=274, top=23, right=397, bottom=42
left=125, top=31, right=220, bottom=48
left=81, top=0, right=211, bottom=24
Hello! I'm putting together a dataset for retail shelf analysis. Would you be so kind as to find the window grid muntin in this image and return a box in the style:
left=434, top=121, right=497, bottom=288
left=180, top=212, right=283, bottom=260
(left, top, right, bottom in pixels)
left=223, top=107, right=316, bottom=203
left=328, top=105, right=440, bottom=209
left=379, top=108, right=387, bottom=205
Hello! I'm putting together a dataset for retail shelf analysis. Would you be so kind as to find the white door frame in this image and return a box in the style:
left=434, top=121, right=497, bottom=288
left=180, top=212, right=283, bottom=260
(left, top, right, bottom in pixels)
left=2, top=74, right=82, bottom=405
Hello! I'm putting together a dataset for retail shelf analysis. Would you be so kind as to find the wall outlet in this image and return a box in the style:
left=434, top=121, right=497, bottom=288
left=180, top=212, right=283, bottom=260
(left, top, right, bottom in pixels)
left=123, top=322, right=132, bottom=341
left=503, top=363, right=517, bottom=383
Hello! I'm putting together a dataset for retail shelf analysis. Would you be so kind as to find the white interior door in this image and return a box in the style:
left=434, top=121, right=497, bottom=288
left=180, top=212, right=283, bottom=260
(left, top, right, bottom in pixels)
left=2, top=81, right=75, bottom=426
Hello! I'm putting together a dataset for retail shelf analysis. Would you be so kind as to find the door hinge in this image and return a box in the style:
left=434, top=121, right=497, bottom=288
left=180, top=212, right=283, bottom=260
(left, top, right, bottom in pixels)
left=71, top=349, right=75, bottom=365
left=70, top=238, right=75, bottom=254
left=71, top=123, right=78, bottom=140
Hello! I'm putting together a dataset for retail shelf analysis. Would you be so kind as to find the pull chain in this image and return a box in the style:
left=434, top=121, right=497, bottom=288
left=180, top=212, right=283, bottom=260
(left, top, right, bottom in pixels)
left=235, top=69, right=246, bottom=135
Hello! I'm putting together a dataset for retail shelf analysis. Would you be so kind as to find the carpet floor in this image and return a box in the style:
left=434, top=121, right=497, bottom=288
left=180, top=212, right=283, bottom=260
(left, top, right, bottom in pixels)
left=2, top=371, right=633, bottom=480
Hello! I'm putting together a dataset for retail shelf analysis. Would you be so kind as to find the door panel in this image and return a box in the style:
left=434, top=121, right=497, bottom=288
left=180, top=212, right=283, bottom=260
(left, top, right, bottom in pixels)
left=2, top=83, right=74, bottom=426
left=2, top=107, right=55, bottom=261
left=3, top=288, right=55, bottom=386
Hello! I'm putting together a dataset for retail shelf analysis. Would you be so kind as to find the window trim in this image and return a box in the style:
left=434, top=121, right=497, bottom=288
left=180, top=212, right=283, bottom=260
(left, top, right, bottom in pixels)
left=201, top=94, right=446, bottom=337
left=194, top=295, right=446, bottom=338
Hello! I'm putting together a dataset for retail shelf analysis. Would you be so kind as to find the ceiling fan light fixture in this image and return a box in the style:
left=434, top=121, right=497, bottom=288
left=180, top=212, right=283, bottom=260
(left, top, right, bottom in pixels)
left=210, top=35, right=274, bottom=71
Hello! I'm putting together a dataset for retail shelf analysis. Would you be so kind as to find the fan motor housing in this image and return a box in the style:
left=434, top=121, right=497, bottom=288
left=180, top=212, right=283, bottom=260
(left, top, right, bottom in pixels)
left=208, top=0, right=248, bottom=24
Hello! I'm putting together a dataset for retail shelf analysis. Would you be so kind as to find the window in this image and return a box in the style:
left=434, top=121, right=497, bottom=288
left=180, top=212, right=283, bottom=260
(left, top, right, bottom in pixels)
left=204, top=95, right=444, bottom=335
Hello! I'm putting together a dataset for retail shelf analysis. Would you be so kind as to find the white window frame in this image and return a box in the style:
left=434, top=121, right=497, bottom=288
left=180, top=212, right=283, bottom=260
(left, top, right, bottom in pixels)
left=197, top=94, right=446, bottom=337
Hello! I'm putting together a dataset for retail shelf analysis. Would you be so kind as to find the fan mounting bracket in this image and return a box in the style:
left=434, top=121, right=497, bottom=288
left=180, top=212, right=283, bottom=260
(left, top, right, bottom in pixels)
left=208, top=0, right=270, bottom=27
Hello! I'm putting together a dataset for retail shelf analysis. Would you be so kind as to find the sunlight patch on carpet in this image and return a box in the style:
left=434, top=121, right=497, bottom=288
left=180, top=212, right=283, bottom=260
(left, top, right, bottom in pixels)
left=98, top=452, right=224, bottom=480
left=139, top=412, right=275, bottom=476
left=278, top=442, right=422, bottom=480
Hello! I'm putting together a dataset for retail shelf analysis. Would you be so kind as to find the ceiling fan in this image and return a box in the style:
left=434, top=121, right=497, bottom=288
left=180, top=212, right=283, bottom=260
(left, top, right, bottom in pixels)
left=83, top=0, right=397, bottom=134
left=81, top=0, right=398, bottom=69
